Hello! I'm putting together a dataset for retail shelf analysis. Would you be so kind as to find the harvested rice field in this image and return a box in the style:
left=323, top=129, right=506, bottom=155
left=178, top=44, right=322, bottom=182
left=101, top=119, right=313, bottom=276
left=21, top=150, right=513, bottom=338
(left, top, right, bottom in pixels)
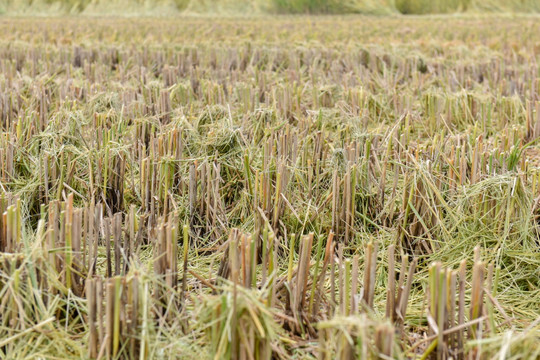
left=0, top=14, right=539, bottom=360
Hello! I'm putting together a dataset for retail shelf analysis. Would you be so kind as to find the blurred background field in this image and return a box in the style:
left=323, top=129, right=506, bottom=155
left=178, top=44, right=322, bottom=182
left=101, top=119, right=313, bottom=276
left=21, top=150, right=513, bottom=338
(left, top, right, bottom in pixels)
left=2, top=0, right=540, bottom=15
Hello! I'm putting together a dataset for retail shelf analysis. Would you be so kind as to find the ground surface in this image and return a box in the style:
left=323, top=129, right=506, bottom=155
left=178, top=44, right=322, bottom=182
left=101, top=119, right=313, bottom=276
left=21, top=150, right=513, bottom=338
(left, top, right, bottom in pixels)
left=0, top=16, right=539, bottom=359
